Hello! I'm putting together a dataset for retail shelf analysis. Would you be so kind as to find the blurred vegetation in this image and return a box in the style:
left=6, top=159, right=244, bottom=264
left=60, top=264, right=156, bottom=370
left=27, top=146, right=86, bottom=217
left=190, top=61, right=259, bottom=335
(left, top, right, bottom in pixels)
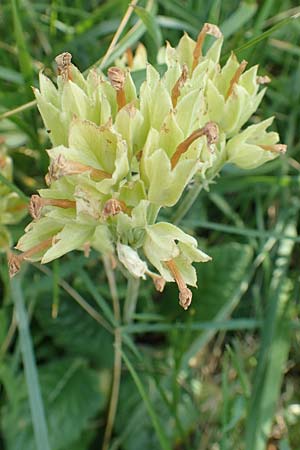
left=0, top=0, right=300, bottom=449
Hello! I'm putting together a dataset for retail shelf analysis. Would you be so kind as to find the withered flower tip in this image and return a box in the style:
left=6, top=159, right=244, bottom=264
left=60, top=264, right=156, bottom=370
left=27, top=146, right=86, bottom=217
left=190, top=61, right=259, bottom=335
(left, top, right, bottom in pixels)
left=165, top=260, right=193, bottom=310
left=8, top=253, right=21, bottom=278
left=107, top=67, right=127, bottom=110
left=29, top=194, right=76, bottom=219
left=146, top=270, right=166, bottom=292
left=46, top=154, right=112, bottom=185
left=192, top=23, right=222, bottom=71
left=257, top=75, right=271, bottom=85
left=171, top=122, right=219, bottom=169
left=107, top=67, right=126, bottom=91
left=102, top=199, right=127, bottom=219
left=55, top=52, right=72, bottom=81
left=179, top=287, right=193, bottom=310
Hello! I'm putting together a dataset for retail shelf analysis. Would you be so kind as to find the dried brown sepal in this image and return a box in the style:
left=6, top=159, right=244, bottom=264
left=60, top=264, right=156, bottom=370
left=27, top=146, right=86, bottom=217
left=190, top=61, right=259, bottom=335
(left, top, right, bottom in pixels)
left=171, top=64, right=188, bottom=107
left=192, top=23, right=222, bottom=71
left=171, top=121, right=219, bottom=169
left=29, top=194, right=76, bottom=219
left=152, top=275, right=166, bottom=293
left=260, top=144, right=287, bottom=154
left=29, top=195, right=44, bottom=220
left=46, top=154, right=112, bottom=185
left=8, top=237, right=54, bottom=278
left=165, top=259, right=193, bottom=310
left=146, top=270, right=166, bottom=292
left=102, top=199, right=127, bottom=219
left=108, top=67, right=126, bottom=110
left=179, top=287, right=193, bottom=310
left=55, top=52, right=72, bottom=81
left=7, top=253, right=21, bottom=278
left=257, top=75, right=271, bottom=85
left=225, top=59, right=248, bottom=100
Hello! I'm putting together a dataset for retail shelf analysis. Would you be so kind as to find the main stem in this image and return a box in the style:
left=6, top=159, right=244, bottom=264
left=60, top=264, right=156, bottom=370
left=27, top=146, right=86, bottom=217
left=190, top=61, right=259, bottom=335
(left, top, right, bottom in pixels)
left=102, top=256, right=122, bottom=450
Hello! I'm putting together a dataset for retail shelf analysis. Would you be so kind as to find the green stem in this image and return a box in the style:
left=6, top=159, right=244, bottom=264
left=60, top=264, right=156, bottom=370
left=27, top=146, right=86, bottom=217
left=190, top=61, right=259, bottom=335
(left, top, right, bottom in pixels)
left=172, top=180, right=205, bottom=225
left=123, top=275, right=140, bottom=323
left=148, top=203, right=161, bottom=224
left=102, top=256, right=122, bottom=450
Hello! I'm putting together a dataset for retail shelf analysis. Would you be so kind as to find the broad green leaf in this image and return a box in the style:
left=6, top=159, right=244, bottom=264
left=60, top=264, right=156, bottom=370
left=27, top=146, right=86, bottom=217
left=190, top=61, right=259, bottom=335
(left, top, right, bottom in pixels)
left=1, top=358, right=104, bottom=450
left=34, top=290, right=114, bottom=368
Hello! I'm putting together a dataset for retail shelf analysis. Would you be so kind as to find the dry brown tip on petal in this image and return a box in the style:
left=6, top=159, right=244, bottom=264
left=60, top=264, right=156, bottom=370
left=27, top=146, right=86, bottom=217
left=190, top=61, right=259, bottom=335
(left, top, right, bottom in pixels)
left=203, top=23, right=222, bottom=38
left=108, top=67, right=127, bottom=110
left=165, top=259, right=192, bottom=310
left=29, top=195, right=44, bottom=220
left=225, top=59, right=248, bottom=100
left=47, top=155, right=111, bottom=182
left=107, top=67, right=126, bottom=91
left=179, top=287, right=193, bottom=310
left=171, top=64, right=188, bottom=107
left=260, top=144, right=287, bottom=154
left=153, top=276, right=166, bottom=293
left=192, top=23, right=222, bottom=71
left=29, top=195, right=76, bottom=219
left=102, top=199, right=127, bottom=219
left=55, top=52, right=72, bottom=81
left=47, top=154, right=68, bottom=183
left=202, top=121, right=219, bottom=145
left=8, top=253, right=22, bottom=278
left=171, top=121, right=219, bottom=169
left=257, top=75, right=271, bottom=85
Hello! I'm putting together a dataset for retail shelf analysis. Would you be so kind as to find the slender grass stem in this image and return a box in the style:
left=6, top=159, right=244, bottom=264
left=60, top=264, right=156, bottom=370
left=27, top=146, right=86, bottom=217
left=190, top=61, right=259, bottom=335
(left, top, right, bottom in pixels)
left=0, top=100, right=37, bottom=121
left=100, top=0, right=139, bottom=69
left=11, top=276, right=51, bottom=450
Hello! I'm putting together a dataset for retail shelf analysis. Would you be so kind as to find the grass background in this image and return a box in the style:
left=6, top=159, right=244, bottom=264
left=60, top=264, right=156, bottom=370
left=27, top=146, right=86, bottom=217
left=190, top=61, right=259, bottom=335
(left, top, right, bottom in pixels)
left=0, top=0, right=300, bottom=449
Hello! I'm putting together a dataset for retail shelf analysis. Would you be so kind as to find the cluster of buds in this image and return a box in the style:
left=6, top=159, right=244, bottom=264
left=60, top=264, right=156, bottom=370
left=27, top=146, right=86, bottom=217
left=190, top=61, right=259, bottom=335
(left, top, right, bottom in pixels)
left=8, top=24, right=286, bottom=309
left=0, top=140, right=27, bottom=252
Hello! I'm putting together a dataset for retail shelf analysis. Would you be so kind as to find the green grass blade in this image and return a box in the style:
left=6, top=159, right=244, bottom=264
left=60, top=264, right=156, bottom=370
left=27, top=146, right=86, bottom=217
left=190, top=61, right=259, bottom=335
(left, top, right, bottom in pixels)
left=11, top=276, right=51, bottom=450
left=182, top=219, right=300, bottom=242
left=121, top=351, right=172, bottom=450
left=134, top=5, right=163, bottom=51
left=11, top=0, right=34, bottom=91
left=245, top=222, right=296, bottom=450
left=220, top=2, right=257, bottom=39
left=228, top=13, right=300, bottom=57
left=121, top=318, right=260, bottom=334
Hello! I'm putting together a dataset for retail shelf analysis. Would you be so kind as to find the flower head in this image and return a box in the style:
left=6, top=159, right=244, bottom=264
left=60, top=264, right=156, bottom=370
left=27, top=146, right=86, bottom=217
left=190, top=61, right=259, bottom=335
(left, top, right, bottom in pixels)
left=12, top=25, right=286, bottom=309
